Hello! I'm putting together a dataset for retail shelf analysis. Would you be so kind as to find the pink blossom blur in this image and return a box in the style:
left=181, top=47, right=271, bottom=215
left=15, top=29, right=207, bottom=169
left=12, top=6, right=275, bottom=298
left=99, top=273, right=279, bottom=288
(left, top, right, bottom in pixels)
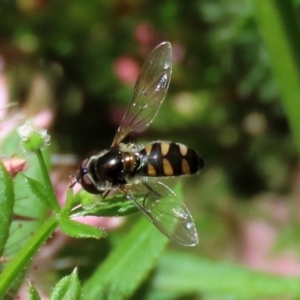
left=134, top=22, right=155, bottom=45
left=2, top=157, right=26, bottom=176
left=113, top=56, right=140, bottom=85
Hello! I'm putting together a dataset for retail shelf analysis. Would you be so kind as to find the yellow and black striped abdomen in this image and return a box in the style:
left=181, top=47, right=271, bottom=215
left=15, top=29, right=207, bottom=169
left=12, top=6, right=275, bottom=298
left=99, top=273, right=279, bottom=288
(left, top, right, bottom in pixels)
left=138, top=142, right=204, bottom=177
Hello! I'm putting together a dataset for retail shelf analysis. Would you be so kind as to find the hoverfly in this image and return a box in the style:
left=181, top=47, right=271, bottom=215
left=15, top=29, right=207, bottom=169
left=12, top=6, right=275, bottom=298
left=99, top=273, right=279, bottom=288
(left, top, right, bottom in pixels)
left=75, top=42, right=205, bottom=246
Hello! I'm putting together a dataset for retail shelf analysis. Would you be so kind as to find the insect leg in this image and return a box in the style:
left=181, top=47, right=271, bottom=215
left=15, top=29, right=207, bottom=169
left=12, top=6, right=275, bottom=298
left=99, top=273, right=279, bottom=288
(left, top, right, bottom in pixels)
left=101, top=189, right=112, bottom=199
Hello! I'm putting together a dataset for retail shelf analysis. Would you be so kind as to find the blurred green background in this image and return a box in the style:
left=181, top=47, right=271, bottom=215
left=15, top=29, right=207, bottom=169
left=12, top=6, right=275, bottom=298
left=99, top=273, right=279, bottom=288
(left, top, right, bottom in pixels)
left=2, top=0, right=300, bottom=299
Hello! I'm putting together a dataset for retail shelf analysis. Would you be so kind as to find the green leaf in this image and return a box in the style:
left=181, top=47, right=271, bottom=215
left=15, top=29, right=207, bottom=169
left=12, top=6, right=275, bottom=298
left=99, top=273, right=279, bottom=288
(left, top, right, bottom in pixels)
left=147, top=251, right=300, bottom=299
left=0, top=216, right=58, bottom=298
left=59, top=218, right=106, bottom=239
left=22, top=175, right=56, bottom=211
left=76, top=190, right=136, bottom=215
left=0, top=160, right=15, bottom=257
left=50, top=268, right=81, bottom=300
left=28, top=281, right=41, bottom=300
left=59, top=189, right=106, bottom=239
left=5, top=151, right=51, bottom=255
left=72, top=195, right=137, bottom=218
left=0, top=141, right=52, bottom=295
left=81, top=217, right=169, bottom=300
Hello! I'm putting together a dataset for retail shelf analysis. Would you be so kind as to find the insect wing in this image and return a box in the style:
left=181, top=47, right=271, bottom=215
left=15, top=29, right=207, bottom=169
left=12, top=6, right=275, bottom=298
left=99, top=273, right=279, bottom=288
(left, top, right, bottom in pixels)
left=121, top=181, right=198, bottom=246
left=112, top=42, right=172, bottom=147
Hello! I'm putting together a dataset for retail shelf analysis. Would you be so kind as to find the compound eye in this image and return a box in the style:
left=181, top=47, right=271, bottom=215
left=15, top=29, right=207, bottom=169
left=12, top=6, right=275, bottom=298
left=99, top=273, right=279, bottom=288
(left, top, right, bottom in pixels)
left=82, top=173, right=92, bottom=185
left=81, top=173, right=102, bottom=195
left=80, top=158, right=89, bottom=168
left=76, top=158, right=101, bottom=194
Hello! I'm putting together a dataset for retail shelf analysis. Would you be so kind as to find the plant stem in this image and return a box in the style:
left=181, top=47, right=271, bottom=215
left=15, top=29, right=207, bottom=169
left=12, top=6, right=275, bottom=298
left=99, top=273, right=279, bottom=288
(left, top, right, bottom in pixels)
left=251, top=0, right=300, bottom=153
left=36, top=149, right=60, bottom=213
left=0, top=215, right=58, bottom=297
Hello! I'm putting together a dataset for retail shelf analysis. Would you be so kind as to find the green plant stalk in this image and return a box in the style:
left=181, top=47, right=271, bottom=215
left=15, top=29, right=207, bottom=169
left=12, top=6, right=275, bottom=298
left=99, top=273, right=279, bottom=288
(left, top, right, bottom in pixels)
left=35, top=149, right=60, bottom=213
left=251, top=0, right=300, bottom=153
left=0, top=215, right=58, bottom=297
